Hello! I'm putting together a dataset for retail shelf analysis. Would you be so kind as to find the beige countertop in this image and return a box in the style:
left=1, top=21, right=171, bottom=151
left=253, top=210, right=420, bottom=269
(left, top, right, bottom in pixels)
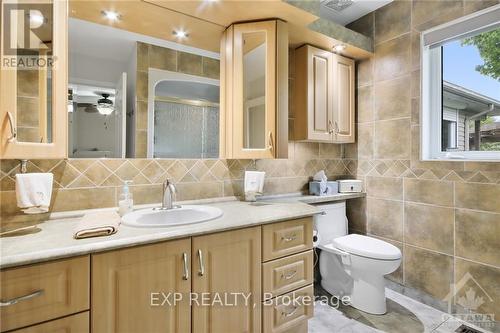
left=0, top=199, right=320, bottom=269
left=0, top=192, right=365, bottom=269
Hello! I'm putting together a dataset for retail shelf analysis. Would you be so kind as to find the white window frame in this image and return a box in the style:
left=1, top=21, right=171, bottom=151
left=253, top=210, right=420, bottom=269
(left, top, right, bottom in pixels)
left=421, top=4, right=500, bottom=161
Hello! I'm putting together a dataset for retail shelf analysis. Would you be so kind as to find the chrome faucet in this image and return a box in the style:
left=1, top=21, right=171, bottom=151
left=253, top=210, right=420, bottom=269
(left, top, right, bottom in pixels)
left=161, top=179, right=177, bottom=210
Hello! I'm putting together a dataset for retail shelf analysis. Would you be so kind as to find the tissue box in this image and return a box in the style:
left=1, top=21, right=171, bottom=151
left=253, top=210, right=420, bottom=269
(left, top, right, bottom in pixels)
left=309, top=181, right=338, bottom=196
left=338, top=180, right=363, bottom=193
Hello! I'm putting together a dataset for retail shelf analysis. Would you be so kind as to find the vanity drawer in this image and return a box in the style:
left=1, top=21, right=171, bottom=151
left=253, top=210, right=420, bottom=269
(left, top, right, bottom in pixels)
left=0, top=256, right=90, bottom=332
left=263, top=250, right=313, bottom=299
left=263, top=284, right=313, bottom=333
left=262, top=218, right=313, bottom=261
left=10, top=312, right=89, bottom=333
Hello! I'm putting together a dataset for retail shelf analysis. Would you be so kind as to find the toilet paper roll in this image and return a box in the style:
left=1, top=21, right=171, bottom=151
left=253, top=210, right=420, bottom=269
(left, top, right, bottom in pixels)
left=313, top=229, right=321, bottom=248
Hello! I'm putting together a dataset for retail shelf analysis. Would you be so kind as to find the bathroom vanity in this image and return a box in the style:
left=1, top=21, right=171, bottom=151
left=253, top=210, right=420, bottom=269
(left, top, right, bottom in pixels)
left=0, top=200, right=318, bottom=333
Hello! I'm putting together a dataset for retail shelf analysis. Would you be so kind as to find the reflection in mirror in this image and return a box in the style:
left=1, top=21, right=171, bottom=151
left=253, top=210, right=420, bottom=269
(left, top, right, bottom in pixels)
left=68, top=12, right=220, bottom=158
left=15, top=2, right=53, bottom=143
left=150, top=72, right=219, bottom=158
left=242, top=32, right=266, bottom=149
left=68, top=83, right=125, bottom=158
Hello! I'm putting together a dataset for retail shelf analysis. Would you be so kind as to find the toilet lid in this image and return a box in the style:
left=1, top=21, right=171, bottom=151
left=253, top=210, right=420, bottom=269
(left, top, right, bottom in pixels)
left=333, top=234, right=401, bottom=260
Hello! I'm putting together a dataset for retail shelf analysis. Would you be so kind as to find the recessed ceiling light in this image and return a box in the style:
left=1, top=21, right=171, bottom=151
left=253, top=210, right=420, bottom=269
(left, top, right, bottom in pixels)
left=101, top=10, right=121, bottom=21
left=332, top=44, right=346, bottom=53
left=173, top=29, right=189, bottom=40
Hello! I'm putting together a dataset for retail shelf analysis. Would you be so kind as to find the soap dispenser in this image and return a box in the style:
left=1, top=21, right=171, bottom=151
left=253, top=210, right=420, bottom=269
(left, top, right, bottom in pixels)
left=118, top=180, right=133, bottom=216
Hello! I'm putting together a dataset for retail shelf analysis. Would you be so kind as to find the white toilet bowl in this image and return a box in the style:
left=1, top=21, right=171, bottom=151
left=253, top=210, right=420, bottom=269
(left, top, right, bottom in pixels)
left=318, top=234, right=401, bottom=315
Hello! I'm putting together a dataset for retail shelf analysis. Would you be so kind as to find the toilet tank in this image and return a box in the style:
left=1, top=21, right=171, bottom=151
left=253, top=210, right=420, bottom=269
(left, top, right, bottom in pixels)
left=313, top=202, right=348, bottom=244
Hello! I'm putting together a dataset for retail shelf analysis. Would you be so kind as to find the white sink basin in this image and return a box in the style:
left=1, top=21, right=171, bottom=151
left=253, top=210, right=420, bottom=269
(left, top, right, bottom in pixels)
left=121, top=205, right=223, bottom=228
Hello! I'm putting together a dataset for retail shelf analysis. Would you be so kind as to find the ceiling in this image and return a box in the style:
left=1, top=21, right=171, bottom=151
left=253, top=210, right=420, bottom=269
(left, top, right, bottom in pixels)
left=319, top=0, right=393, bottom=26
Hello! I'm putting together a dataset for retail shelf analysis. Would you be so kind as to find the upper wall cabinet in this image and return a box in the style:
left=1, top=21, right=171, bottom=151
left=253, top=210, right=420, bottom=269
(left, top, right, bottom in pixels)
left=0, top=0, right=68, bottom=159
left=294, top=45, right=355, bottom=143
left=221, top=20, right=288, bottom=159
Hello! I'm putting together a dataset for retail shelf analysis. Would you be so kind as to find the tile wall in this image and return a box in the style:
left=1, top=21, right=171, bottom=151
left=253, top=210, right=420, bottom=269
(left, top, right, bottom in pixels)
left=345, top=0, right=500, bottom=319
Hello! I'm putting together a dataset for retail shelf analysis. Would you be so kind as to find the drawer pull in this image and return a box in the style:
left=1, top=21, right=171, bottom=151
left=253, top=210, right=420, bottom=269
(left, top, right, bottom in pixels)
left=197, top=249, right=205, bottom=276
left=182, top=252, right=189, bottom=280
left=281, top=270, right=297, bottom=280
left=281, top=306, right=298, bottom=318
left=0, top=289, right=44, bottom=307
left=281, top=234, right=297, bottom=242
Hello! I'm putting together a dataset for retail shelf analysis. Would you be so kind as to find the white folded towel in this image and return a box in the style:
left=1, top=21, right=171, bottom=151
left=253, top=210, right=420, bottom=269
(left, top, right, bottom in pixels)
left=15, top=173, right=53, bottom=214
left=74, top=211, right=120, bottom=239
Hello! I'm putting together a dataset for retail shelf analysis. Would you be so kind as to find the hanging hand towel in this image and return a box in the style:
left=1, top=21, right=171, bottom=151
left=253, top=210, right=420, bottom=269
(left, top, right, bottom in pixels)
left=74, top=211, right=120, bottom=239
left=15, top=173, right=53, bottom=214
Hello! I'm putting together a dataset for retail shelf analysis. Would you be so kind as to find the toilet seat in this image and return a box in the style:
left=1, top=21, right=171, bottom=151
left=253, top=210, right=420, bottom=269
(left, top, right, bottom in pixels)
left=332, top=234, right=401, bottom=260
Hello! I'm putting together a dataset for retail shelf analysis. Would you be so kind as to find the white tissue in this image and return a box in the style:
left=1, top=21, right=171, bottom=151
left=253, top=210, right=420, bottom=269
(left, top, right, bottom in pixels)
left=15, top=173, right=53, bottom=214
left=313, top=170, right=328, bottom=194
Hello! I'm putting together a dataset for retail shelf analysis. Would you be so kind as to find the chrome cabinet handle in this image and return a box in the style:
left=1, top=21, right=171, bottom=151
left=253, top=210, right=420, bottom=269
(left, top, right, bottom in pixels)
left=0, top=289, right=44, bottom=307
left=267, top=131, right=274, bottom=152
left=182, top=252, right=189, bottom=280
left=281, top=306, right=298, bottom=318
left=6, top=112, right=17, bottom=143
left=328, top=120, right=334, bottom=134
left=197, top=249, right=205, bottom=276
left=281, top=270, right=297, bottom=280
left=281, top=234, right=297, bottom=242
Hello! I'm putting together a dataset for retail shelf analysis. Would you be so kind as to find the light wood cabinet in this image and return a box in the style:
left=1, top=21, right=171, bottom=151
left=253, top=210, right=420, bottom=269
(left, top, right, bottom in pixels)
left=0, top=0, right=68, bottom=159
left=91, top=239, right=192, bottom=333
left=294, top=44, right=355, bottom=143
left=221, top=20, right=288, bottom=159
left=192, top=227, right=262, bottom=333
left=0, top=256, right=89, bottom=332
left=262, top=217, right=313, bottom=262
left=10, top=312, right=89, bottom=333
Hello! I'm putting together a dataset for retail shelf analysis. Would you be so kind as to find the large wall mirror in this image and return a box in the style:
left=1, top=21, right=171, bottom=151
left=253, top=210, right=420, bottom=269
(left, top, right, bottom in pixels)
left=68, top=1, right=222, bottom=158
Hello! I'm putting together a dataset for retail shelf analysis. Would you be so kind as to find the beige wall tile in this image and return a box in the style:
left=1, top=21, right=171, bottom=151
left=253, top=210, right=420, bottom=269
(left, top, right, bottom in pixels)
left=411, top=98, right=420, bottom=125
left=136, top=71, right=148, bottom=101
left=319, top=144, right=341, bottom=158
left=357, top=59, right=373, bottom=87
left=374, top=119, right=411, bottom=159
left=367, top=197, right=403, bottom=241
left=148, top=45, right=176, bottom=71
left=405, top=245, right=453, bottom=299
left=136, top=42, right=149, bottom=72
left=202, top=57, right=220, bottom=79
left=410, top=30, right=421, bottom=71
left=412, top=0, right=463, bottom=29
left=456, top=209, right=500, bottom=267
left=17, top=70, right=39, bottom=97
left=372, top=235, right=404, bottom=283
left=346, top=12, right=374, bottom=39
left=176, top=182, right=223, bottom=201
left=366, top=176, right=403, bottom=200
left=17, top=97, right=39, bottom=127
left=374, top=34, right=410, bottom=82
left=404, top=178, right=454, bottom=206
left=294, top=142, right=319, bottom=159
left=374, top=0, right=411, bottom=44
left=346, top=197, right=367, bottom=233
left=463, top=0, right=499, bottom=15
left=129, top=184, right=163, bottom=205
left=455, top=258, right=500, bottom=318
left=357, top=123, right=374, bottom=159
left=373, top=76, right=411, bottom=121
left=178, top=51, right=203, bottom=76
left=51, top=187, right=116, bottom=211
left=455, top=182, right=500, bottom=213
left=405, top=202, right=454, bottom=254
left=136, top=101, right=148, bottom=131
left=357, top=85, right=373, bottom=123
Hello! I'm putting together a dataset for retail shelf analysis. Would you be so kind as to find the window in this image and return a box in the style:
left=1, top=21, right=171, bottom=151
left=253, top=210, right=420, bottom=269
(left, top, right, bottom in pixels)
left=421, top=5, right=500, bottom=161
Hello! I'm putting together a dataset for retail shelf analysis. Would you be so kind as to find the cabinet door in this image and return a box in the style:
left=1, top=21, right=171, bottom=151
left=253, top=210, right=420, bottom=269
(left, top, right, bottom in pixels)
left=332, top=54, right=355, bottom=143
left=295, top=46, right=333, bottom=142
left=0, top=0, right=68, bottom=159
left=192, top=227, right=261, bottom=333
left=92, top=239, right=191, bottom=333
left=10, top=312, right=89, bottom=333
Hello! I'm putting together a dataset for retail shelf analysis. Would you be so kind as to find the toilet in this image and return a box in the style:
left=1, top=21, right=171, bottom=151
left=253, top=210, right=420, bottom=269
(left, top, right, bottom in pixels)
left=314, top=202, right=401, bottom=315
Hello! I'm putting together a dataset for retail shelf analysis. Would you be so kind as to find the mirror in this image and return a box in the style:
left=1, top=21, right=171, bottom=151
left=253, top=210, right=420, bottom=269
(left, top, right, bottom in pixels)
left=242, top=32, right=266, bottom=149
left=13, top=2, right=54, bottom=143
left=67, top=2, right=221, bottom=158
